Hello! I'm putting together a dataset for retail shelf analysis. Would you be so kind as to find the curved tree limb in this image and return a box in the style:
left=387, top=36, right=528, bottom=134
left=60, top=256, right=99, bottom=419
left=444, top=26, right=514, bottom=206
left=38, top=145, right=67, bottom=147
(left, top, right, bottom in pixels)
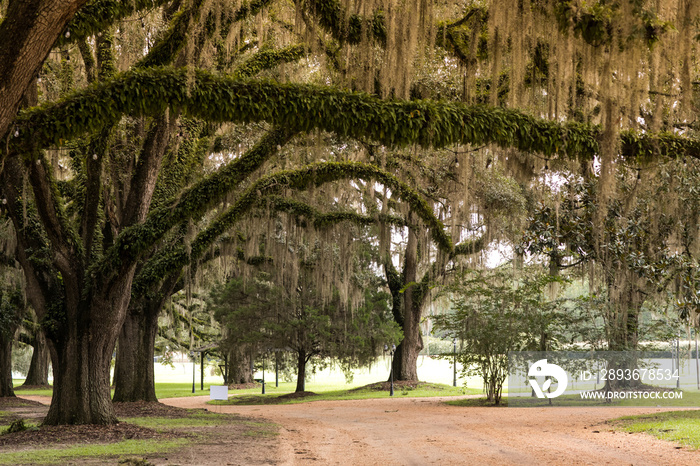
left=133, top=161, right=450, bottom=294
left=11, top=67, right=601, bottom=155
left=0, top=0, right=89, bottom=142
left=12, top=67, right=699, bottom=163
left=92, top=126, right=295, bottom=291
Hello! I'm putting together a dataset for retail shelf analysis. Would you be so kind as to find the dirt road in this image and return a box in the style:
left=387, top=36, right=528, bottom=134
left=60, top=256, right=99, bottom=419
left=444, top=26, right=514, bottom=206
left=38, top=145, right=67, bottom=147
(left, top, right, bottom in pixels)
left=162, top=395, right=700, bottom=465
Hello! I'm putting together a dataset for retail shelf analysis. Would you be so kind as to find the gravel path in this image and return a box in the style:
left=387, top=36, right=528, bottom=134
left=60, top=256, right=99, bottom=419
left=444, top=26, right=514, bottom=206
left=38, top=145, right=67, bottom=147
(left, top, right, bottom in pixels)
left=161, top=395, right=700, bottom=465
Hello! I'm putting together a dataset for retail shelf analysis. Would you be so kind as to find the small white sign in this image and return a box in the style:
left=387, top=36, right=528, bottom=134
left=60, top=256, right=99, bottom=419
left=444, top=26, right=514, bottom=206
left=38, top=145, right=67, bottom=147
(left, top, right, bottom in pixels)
left=210, top=385, right=229, bottom=401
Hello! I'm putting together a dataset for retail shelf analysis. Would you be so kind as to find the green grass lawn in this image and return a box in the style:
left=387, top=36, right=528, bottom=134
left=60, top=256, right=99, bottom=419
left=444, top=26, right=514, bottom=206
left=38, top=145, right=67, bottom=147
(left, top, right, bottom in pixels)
left=211, top=382, right=479, bottom=405
left=12, top=379, right=479, bottom=403
left=0, top=409, right=264, bottom=464
left=121, top=412, right=231, bottom=430
left=11, top=380, right=227, bottom=399
left=11, top=381, right=53, bottom=397
left=611, top=410, right=700, bottom=449
left=0, top=438, right=189, bottom=465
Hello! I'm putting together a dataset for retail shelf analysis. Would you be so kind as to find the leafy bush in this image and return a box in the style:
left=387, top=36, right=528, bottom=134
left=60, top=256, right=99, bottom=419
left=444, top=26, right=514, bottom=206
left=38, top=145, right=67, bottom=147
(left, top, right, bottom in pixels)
left=434, top=267, right=564, bottom=404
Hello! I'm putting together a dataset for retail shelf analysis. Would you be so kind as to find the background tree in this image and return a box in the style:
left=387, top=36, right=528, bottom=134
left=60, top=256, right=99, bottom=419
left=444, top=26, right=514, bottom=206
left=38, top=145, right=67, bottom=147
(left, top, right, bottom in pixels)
left=0, top=279, right=25, bottom=398
left=434, top=267, right=564, bottom=404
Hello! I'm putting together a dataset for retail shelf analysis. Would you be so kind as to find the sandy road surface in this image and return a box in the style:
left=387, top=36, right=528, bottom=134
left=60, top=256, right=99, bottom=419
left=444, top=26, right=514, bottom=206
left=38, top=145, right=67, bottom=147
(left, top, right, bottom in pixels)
left=161, top=395, right=700, bottom=465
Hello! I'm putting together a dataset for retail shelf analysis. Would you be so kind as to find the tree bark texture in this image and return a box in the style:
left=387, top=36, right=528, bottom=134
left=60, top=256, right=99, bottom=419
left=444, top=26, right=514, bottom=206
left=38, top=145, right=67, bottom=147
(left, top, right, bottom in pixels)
left=112, top=302, right=160, bottom=402
left=113, top=270, right=181, bottom=402
left=43, top=273, right=137, bottom=425
left=0, top=331, right=15, bottom=397
left=0, top=0, right=88, bottom=141
left=225, top=345, right=253, bottom=385
left=295, top=349, right=306, bottom=392
left=22, top=328, right=50, bottom=386
left=390, top=226, right=422, bottom=381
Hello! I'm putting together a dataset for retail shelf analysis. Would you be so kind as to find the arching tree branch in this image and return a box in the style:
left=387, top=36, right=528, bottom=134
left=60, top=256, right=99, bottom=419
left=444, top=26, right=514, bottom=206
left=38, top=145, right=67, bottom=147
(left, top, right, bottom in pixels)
left=133, top=161, right=450, bottom=294
left=12, top=67, right=700, bottom=164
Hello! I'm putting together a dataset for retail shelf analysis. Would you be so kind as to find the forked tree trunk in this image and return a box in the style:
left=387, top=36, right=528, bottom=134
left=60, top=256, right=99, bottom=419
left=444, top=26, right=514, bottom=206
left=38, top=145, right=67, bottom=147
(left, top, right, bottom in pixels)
left=43, top=279, right=136, bottom=425
left=23, top=328, right=50, bottom=386
left=295, top=349, right=306, bottom=392
left=112, top=302, right=159, bottom=402
left=0, top=333, right=15, bottom=397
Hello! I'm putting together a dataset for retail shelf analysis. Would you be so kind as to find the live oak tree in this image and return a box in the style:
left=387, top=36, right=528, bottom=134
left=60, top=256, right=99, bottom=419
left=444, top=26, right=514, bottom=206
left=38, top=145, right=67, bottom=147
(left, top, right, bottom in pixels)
left=211, top=216, right=401, bottom=393
left=521, top=157, right=700, bottom=353
left=1, top=0, right=700, bottom=425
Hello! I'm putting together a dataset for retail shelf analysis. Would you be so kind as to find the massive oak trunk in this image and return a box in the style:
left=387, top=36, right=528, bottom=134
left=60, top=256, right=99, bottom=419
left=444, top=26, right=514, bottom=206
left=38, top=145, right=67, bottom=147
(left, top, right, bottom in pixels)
left=391, top=327, right=422, bottom=382
left=22, top=328, right=50, bottom=386
left=112, top=302, right=160, bottom=403
left=44, top=275, right=136, bottom=425
left=0, top=331, right=15, bottom=397
left=6, top=110, right=172, bottom=424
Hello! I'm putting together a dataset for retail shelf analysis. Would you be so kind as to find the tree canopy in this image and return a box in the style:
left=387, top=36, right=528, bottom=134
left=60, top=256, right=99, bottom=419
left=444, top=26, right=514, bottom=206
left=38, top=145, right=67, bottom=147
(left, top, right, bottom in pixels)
left=0, top=0, right=699, bottom=424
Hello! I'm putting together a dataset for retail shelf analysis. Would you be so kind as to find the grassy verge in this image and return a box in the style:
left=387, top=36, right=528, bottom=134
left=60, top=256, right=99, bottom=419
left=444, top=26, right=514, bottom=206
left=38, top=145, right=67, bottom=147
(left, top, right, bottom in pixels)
left=0, top=438, right=188, bottom=465
left=122, top=412, right=232, bottom=430
left=211, top=382, right=478, bottom=405
left=11, top=379, right=482, bottom=402
left=11, top=380, right=225, bottom=399
left=0, top=409, right=263, bottom=465
left=503, top=390, right=700, bottom=408
left=611, top=410, right=700, bottom=449
left=11, top=381, right=53, bottom=397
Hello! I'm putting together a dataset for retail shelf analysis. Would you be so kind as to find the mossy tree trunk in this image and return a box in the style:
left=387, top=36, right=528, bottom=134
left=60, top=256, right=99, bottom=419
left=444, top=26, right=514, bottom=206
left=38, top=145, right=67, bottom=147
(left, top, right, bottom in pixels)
left=384, top=219, right=485, bottom=381
left=44, top=291, right=132, bottom=425
left=2, top=109, right=172, bottom=423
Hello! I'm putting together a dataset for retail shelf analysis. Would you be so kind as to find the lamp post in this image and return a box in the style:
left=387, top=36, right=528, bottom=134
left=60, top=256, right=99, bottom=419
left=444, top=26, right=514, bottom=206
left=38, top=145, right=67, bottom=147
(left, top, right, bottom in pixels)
left=677, top=333, right=681, bottom=390
left=191, top=351, right=195, bottom=394
left=453, top=338, right=457, bottom=387
left=385, top=344, right=396, bottom=396
left=262, top=350, right=266, bottom=395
